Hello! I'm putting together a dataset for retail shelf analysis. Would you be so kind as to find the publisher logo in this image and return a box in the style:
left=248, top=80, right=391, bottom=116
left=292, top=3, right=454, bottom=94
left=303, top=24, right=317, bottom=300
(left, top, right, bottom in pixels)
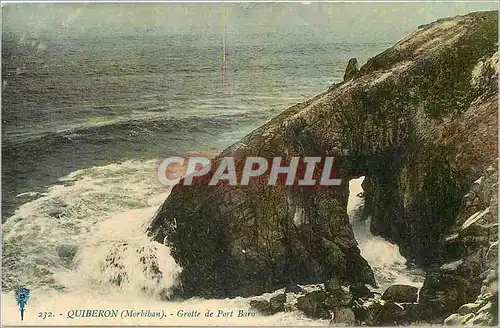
left=14, top=286, right=30, bottom=321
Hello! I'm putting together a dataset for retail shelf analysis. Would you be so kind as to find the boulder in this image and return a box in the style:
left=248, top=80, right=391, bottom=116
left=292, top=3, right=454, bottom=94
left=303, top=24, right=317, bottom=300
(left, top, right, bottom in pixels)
left=419, top=271, right=474, bottom=322
left=350, top=301, right=366, bottom=325
left=377, top=302, right=407, bottom=326
left=330, top=307, right=356, bottom=326
left=376, top=302, right=419, bottom=326
left=362, top=301, right=384, bottom=326
left=269, top=293, right=286, bottom=314
left=296, top=291, right=331, bottom=320
left=324, top=289, right=353, bottom=308
left=443, top=313, right=461, bottom=326
left=349, top=284, right=374, bottom=300
left=249, top=294, right=287, bottom=316
left=354, top=300, right=419, bottom=326
left=306, top=290, right=328, bottom=302
left=249, top=299, right=271, bottom=315
left=324, top=278, right=342, bottom=294
left=381, top=284, right=418, bottom=303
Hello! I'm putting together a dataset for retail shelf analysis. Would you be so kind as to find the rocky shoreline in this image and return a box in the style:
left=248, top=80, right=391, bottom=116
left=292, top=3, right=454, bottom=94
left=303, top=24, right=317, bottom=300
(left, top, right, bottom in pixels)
left=148, top=11, right=498, bottom=325
left=246, top=280, right=421, bottom=325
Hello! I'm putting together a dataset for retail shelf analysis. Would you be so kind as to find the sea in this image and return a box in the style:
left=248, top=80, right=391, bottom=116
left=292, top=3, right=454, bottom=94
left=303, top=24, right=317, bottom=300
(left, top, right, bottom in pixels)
left=2, top=26, right=424, bottom=325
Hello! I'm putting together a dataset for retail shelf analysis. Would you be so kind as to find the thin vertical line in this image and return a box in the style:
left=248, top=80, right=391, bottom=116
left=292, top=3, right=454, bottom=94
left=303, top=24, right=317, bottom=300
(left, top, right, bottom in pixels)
left=222, top=3, right=227, bottom=86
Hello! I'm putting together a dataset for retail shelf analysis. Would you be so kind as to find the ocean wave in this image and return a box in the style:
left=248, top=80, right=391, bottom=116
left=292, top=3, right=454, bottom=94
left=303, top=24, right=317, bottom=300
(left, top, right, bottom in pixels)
left=2, top=160, right=169, bottom=292
left=1, top=159, right=330, bottom=326
left=347, top=177, right=425, bottom=291
left=3, top=113, right=254, bottom=147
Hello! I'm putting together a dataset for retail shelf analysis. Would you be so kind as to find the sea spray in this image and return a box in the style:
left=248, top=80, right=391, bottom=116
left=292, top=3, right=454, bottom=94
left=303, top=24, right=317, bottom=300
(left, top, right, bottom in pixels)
left=1, top=160, right=329, bottom=326
left=347, top=177, right=425, bottom=291
left=2, top=163, right=423, bottom=326
left=2, top=160, right=168, bottom=291
left=55, top=205, right=181, bottom=299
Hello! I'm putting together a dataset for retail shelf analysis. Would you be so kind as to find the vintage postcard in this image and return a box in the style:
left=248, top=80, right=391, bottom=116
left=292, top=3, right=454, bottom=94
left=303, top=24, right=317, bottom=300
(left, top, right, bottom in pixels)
left=1, top=1, right=498, bottom=326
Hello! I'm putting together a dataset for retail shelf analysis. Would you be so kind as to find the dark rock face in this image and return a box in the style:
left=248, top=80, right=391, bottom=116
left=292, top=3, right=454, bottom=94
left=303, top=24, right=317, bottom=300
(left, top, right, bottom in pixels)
left=249, top=293, right=288, bottom=316
left=249, top=300, right=272, bottom=315
left=148, top=11, right=498, bottom=299
left=354, top=301, right=419, bottom=326
left=294, top=282, right=367, bottom=321
left=377, top=302, right=419, bottom=326
left=149, top=180, right=375, bottom=297
left=296, top=290, right=331, bottom=319
left=419, top=271, right=473, bottom=321
left=420, top=165, right=499, bottom=323
left=269, top=293, right=287, bottom=313
left=349, top=284, right=375, bottom=300
left=356, top=11, right=498, bottom=267
left=343, top=58, right=359, bottom=81
left=324, top=278, right=342, bottom=294
left=331, top=307, right=356, bottom=326
left=381, top=285, right=418, bottom=303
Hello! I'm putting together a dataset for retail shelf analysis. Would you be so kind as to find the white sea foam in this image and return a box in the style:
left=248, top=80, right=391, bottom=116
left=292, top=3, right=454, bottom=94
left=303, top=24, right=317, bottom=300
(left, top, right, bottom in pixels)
left=348, top=177, right=425, bottom=291
left=2, top=163, right=423, bottom=326
left=2, top=160, right=167, bottom=290
left=1, top=160, right=328, bottom=326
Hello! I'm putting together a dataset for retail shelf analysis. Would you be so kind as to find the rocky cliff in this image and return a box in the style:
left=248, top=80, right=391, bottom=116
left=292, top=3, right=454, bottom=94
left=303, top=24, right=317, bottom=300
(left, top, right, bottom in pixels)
left=422, top=163, right=498, bottom=324
left=148, top=10, right=498, bottom=317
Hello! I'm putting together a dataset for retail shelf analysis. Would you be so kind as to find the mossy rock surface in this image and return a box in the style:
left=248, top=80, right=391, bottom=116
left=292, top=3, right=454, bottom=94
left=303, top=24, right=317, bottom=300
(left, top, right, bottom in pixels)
left=148, top=11, right=498, bottom=298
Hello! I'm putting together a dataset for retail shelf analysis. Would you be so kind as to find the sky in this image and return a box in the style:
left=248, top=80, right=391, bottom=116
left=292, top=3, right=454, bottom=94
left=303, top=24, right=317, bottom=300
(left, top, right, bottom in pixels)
left=2, top=2, right=499, bottom=42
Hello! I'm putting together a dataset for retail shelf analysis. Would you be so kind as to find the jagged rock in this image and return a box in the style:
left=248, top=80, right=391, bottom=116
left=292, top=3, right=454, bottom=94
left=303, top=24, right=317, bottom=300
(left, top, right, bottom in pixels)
left=296, top=291, right=331, bottom=319
left=419, top=271, right=473, bottom=322
left=470, top=311, right=493, bottom=325
left=444, top=288, right=498, bottom=326
left=330, top=307, right=356, bottom=326
left=249, top=294, right=287, bottom=315
left=420, top=166, right=499, bottom=323
left=444, top=312, right=476, bottom=325
left=304, top=290, right=328, bottom=302
left=381, top=284, right=418, bottom=303
left=362, top=301, right=384, bottom=326
left=349, top=284, right=374, bottom=300
left=148, top=11, right=498, bottom=298
left=249, top=299, right=271, bottom=315
left=343, top=58, right=358, bottom=81
left=355, top=300, right=419, bottom=326
left=269, top=293, right=286, bottom=313
left=376, top=302, right=419, bottom=326
left=324, top=278, right=342, bottom=294
left=324, top=289, right=353, bottom=308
